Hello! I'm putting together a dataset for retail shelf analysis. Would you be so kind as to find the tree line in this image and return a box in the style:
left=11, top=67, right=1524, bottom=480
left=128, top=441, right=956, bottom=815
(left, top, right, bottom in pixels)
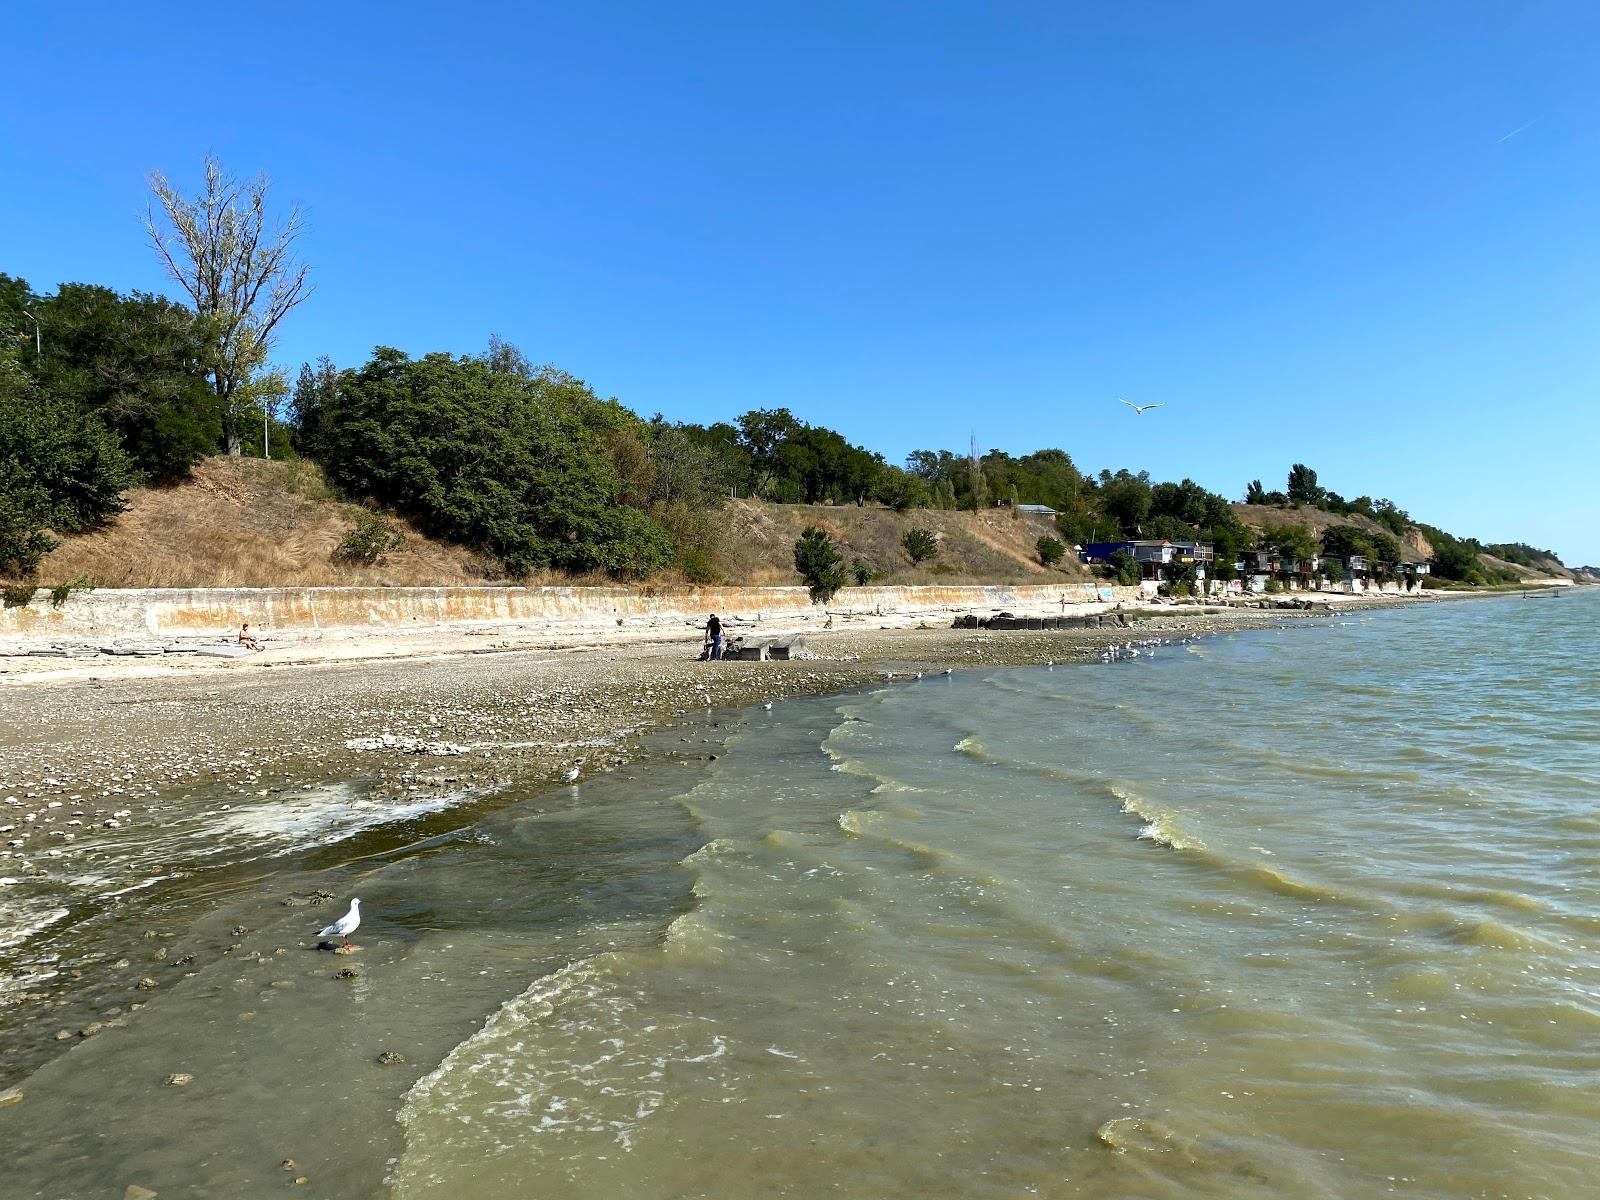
left=0, top=158, right=1561, bottom=587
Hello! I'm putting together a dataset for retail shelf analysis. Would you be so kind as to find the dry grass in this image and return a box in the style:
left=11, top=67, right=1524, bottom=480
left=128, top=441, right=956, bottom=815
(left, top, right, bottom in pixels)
left=713, top=500, right=1086, bottom=585
left=31, top=460, right=1092, bottom=590
left=35, top=458, right=502, bottom=589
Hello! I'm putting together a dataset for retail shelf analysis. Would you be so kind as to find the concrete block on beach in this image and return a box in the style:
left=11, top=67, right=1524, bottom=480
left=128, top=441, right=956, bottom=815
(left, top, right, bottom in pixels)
left=101, top=642, right=166, bottom=656
left=725, top=636, right=810, bottom=661
left=196, top=644, right=255, bottom=659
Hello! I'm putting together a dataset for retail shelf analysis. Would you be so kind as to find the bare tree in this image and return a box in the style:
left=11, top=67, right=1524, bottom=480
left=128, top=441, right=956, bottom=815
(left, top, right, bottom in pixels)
left=145, top=155, right=311, bottom=454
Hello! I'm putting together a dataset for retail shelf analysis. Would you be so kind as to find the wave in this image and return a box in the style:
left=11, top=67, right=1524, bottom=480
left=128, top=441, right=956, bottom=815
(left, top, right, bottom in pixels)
left=1113, top=785, right=1207, bottom=852
left=820, top=746, right=923, bottom=795
left=836, top=808, right=990, bottom=878
left=1234, top=863, right=1346, bottom=904
left=1390, top=879, right=1549, bottom=916
left=0, top=900, right=70, bottom=953
left=953, top=736, right=989, bottom=761
left=1437, top=916, right=1561, bottom=954
left=1248, top=748, right=1417, bottom=783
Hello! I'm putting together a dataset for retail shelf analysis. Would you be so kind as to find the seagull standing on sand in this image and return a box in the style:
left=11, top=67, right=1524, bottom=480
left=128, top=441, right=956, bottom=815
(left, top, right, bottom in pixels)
left=317, top=898, right=361, bottom=948
left=562, top=763, right=581, bottom=784
left=1118, top=399, right=1165, bottom=415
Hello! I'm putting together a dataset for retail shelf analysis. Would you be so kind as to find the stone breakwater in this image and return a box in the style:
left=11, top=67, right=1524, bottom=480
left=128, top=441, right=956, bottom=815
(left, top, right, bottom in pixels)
left=0, top=581, right=1140, bottom=659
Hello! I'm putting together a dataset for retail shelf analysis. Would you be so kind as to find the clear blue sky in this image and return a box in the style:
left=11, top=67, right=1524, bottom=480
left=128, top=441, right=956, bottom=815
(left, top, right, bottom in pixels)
left=4, top=3, right=1598, bottom=563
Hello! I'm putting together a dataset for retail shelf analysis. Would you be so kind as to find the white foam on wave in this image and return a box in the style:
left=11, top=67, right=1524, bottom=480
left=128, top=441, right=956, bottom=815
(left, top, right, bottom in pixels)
left=395, top=949, right=736, bottom=1181
left=0, top=901, right=70, bottom=953
left=206, top=781, right=478, bottom=849
left=953, top=736, right=988, bottom=760
left=1114, top=787, right=1207, bottom=852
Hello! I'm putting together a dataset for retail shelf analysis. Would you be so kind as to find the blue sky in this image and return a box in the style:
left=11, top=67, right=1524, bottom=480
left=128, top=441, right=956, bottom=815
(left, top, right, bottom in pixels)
left=4, top=2, right=1598, bottom=562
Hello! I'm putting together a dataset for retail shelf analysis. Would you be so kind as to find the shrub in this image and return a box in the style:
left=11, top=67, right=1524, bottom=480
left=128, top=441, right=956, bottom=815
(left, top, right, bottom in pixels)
left=850, top=557, right=878, bottom=587
left=1106, top=548, right=1140, bottom=587
left=49, top=575, right=94, bottom=607
left=902, top=528, right=939, bottom=565
left=312, top=348, right=675, bottom=578
left=676, top=546, right=720, bottom=584
left=335, top=509, right=405, bottom=565
left=794, top=526, right=847, bottom=603
left=2, top=584, right=37, bottom=608
left=1036, top=535, right=1065, bottom=566
left=0, top=353, right=132, bottom=577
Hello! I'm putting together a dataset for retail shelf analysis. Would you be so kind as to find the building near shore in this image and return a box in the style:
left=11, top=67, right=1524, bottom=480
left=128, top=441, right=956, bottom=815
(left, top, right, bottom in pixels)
left=1078, top=540, right=1214, bottom=591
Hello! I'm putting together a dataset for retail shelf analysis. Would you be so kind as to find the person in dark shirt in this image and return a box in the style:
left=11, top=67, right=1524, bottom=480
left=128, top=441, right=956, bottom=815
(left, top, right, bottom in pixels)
left=704, top=613, right=723, bottom=661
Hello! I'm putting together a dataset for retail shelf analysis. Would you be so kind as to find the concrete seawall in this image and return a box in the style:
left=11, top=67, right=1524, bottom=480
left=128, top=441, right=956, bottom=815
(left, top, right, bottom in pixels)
left=1, top=582, right=1139, bottom=643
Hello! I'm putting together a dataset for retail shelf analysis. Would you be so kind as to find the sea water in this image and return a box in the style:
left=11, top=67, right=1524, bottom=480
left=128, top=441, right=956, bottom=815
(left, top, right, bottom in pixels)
left=4, top=592, right=1598, bottom=1198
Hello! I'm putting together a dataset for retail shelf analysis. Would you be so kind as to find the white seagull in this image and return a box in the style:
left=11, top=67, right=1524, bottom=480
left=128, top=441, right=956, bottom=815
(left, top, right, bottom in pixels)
left=762, top=701, right=773, bottom=711
left=561, top=763, right=581, bottom=784
left=317, top=898, right=361, bottom=947
left=1118, top=399, right=1165, bottom=415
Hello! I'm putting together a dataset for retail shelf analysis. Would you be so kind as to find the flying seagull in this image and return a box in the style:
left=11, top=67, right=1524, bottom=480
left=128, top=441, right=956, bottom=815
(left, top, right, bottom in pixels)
left=1118, top=399, right=1165, bottom=415
left=316, top=898, right=361, bottom=948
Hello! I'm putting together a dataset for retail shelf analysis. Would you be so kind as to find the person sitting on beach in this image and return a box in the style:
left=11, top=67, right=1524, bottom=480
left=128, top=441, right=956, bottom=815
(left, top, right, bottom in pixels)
left=238, top=623, right=263, bottom=651
left=704, top=613, right=723, bottom=661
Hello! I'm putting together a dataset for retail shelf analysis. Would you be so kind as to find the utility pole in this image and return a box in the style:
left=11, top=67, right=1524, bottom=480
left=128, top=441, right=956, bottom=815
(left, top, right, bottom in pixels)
left=21, top=308, right=40, bottom=361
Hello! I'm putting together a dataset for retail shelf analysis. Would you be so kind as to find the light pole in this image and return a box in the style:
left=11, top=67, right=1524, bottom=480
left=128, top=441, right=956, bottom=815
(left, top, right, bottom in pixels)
left=21, top=308, right=40, bottom=361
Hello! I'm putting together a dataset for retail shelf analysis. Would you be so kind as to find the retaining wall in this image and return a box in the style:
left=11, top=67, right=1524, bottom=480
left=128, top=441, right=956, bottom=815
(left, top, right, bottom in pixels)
left=1, top=582, right=1140, bottom=643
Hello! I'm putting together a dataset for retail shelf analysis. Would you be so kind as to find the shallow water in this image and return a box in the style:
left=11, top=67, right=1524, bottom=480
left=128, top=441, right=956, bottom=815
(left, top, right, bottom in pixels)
left=5, top=592, right=1599, bottom=1197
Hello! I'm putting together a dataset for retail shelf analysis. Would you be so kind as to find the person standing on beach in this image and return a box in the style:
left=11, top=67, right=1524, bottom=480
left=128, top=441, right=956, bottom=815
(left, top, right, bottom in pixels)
left=704, top=613, right=723, bottom=661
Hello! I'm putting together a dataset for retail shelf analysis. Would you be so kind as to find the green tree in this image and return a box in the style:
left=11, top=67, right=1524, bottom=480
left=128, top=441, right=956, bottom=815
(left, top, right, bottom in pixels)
left=1368, top=530, right=1401, bottom=568
left=1320, top=525, right=1376, bottom=568
left=0, top=352, right=132, bottom=576
left=1149, top=478, right=1214, bottom=527
left=1261, top=522, right=1316, bottom=565
left=875, top=465, right=931, bottom=513
left=1098, top=469, right=1152, bottom=536
left=290, top=356, right=339, bottom=460
left=646, top=420, right=727, bottom=508
left=1036, top=534, right=1065, bottom=566
left=310, top=347, right=671, bottom=578
left=737, top=408, right=803, bottom=496
left=901, top=527, right=939, bottom=565
left=7, top=277, right=217, bottom=482
left=794, top=525, right=846, bottom=602
left=1145, top=514, right=1199, bottom=542
left=1286, top=463, right=1323, bottom=506
left=850, top=557, right=877, bottom=586
left=1106, top=548, right=1140, bottom=587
